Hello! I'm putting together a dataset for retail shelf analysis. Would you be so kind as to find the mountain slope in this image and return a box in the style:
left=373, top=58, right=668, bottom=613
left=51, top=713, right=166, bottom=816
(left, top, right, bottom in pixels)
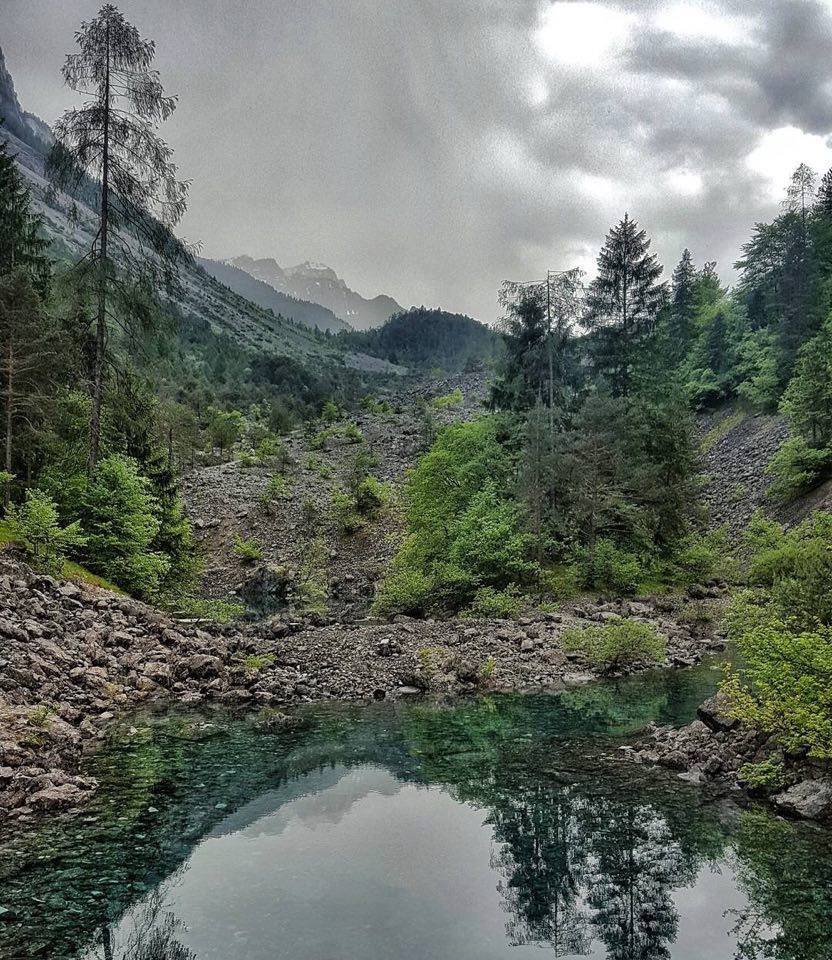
left=231, top=255, right=402, bottom=330
left=199, top=258, right=349, bottom=333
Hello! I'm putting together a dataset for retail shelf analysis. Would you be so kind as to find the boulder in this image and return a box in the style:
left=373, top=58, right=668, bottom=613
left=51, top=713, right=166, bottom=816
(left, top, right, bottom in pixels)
left=772, top=779, right=832, bottom=821
left=696, top=691, right=739, bottom=732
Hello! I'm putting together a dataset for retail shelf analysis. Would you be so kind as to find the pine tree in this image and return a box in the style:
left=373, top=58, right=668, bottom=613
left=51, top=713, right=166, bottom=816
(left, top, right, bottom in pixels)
left=816, top=167, right=832, bottom=216
left=585, top=214, right=666, bottom=397
left=48, top=3, right=190, bottom=474
left=668, top=249, right=697, bottom=358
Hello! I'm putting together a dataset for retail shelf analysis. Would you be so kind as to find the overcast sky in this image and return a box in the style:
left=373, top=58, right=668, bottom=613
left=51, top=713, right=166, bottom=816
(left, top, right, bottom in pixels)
left=5, top=0, right=832, bottom=320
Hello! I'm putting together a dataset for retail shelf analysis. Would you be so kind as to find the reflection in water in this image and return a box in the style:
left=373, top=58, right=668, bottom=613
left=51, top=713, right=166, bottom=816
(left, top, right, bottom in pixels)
left=1, top=664, right=831, bottom=960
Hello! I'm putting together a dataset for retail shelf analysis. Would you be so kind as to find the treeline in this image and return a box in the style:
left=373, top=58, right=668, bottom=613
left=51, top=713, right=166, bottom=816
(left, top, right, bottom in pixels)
left=337, top=306, right=501, bottom=372
left=377, top=164, right=832, bottom=619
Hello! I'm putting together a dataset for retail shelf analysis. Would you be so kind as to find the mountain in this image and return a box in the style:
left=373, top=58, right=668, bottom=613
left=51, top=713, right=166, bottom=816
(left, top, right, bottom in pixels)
left=0, top=44, right=51, bottom=152
left=199, top=258, right=350, bottom=333
left=231, top=255, right=402, bottom=330
left=338, top=306, right=501, bottom=372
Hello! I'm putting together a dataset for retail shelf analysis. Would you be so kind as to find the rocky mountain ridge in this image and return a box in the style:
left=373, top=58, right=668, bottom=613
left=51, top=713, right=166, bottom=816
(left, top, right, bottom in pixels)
left=231, top=255, right=403, bottom=330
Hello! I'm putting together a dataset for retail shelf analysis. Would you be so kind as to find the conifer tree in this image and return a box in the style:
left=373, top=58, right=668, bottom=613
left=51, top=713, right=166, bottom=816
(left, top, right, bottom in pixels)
left=585, top=214, right=666, bottom=396
left=48, top=3, right=190, bottom=473
left=816, top=167, right=832, bottom=216
left=668, top=249, right=697, bottom=361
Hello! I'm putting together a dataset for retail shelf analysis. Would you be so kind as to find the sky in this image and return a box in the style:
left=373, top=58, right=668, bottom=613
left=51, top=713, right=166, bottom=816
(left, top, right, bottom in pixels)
left=5, top=0, right=832, bottom=321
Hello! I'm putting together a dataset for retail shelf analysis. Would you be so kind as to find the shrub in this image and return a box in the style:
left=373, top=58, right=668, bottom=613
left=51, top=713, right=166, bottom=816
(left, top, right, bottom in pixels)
left=738, top=759, right=787, bottom=794
left=766, top=435, right=832, bottom=502
left=372, top=546, right=435, bottom=617
left=561, top=618, right=666, bottom=671
left=465, top=585, right=521, bottom=619
left=723, top=620, right=832, bottom=759
left=354, top=475, right=389, bottom=516
left=260, top=474, right=291, bottom=506
left=669, top=529, right=727, bottom=585
left=321, top=400, right=340, bottom=423
left=6, top=489, right=85, bottom=573
left=236, top=450, right=256, bottom=468
left=309, top=429, right=330, bottom=451
left=243, top=653, right=275, bottom=671
left=343, top=422, right=364, bottom=444
left=579, top=539, right=642, bottom=595
left=255, top=435, right=288, bottom=466
left=479, top=656, right=497, bottom=681
left=431, top=388, right=463, bottom=409
left=73, top=455, right=169, bottom=597
left=331, top=489, right=363, bottom=535
left=175, top=596, right=245, bottom=623
left=233, top=536, right=263, bottom=564
left=744, top=512, right=832, bottom=627
left=301, top=499, right=320, bottom=527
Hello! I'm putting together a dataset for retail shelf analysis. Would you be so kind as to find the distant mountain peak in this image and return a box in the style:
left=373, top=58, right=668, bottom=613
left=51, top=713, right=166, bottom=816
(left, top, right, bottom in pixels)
left=230, top=255, right=402, bottom=330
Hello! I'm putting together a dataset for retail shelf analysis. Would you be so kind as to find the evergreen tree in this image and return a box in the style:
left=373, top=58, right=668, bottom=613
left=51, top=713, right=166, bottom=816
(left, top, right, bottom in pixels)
left=816, top=167, right=832, bottom=217
left=585, top=214, right=666, bottom=396
left=48, top=3, right=190, bottom=473
left=668, top=248, right=697, bottom=359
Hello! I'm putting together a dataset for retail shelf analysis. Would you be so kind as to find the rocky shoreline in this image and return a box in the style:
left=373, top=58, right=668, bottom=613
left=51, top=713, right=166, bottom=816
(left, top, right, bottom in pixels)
left=630, top=689, right=832, bottom=822
left=0, top=555, right=724, bottom=826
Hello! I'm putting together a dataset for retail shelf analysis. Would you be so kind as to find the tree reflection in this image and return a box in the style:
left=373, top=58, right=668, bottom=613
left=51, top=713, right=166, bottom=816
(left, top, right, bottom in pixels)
left=491, top=785, right=589, bottom=954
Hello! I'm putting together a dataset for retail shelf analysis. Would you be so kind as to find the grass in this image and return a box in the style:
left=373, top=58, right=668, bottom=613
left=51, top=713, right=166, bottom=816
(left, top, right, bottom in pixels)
left=0, top=520, right=124, bottom=593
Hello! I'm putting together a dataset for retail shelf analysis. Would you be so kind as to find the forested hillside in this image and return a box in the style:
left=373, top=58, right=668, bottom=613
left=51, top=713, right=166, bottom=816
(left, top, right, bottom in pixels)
left=338, top=306, right=501, bottom=372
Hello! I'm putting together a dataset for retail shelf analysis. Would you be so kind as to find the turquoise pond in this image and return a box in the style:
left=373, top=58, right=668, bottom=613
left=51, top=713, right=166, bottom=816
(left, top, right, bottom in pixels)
left=1, top=661, right=831, bottom=960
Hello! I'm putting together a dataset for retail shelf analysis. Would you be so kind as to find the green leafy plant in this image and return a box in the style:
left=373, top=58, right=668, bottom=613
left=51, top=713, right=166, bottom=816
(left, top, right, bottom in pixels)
left=343, top=422, right=364, bottom=444
left=233, top=536, right=263, bottom=564
left=738, top=759, right=787, bottom=794
left=465, top=585, right=522, bottom=619
left=6, top=488, right=85, bottom=573
left=561, top=618, right=666, bottom=671
left=579, top=539, right=643, bottom=595
left=431, top=387, right=463, bottom=409
left=243, top=653, right=275, bottom=671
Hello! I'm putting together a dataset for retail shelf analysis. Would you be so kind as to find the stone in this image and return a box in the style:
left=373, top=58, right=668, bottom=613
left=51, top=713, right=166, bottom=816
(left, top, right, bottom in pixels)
left=29, top=783, right=88, bottom=810
left=772, top=779, right=832, bottom=820
left=696, top=691, right=739, bottom=732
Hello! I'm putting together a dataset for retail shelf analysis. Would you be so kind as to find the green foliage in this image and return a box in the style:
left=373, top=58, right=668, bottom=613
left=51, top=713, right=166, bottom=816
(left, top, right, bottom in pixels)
left=723, top=619, right=832, bottom=758
left=561, top=618, right=666, bottom=671
left=579, top=539, right=643, bottom=595
left=321, top=399, right=340, bottom=423
left=767, top=435, right=832, bottom=501
left=431, top=387, right=463, bottom=409
left=233, top=536, right=263, bottom=564
left=175, top=596, right=245, bottom=623
left=6, top=488, right=85, bottom=573
left=360, top=395, right=391, bottom=415
left=343, top=421, right=364, bottom=443
left=744, top=512, right=832, bottom=627
left=243, top=653, right=275, bottom=671
left=738, top=759, right=787, bottom=794
left=699, top=411, right=745, bottom=454
left=70, top=455, right=171, bottom=597
left=331, top=488, right=363, bottom=535
left=209, top=409, right=244, bottom=455
left=667, top=529, right=727, bottom=585
left=260, top=474, right=291, bottom=506
left=376, top=417, right=533, bottom=616
left=254, top=434, right=289, bottom=466
left=464, top=585, right=522, bottom=619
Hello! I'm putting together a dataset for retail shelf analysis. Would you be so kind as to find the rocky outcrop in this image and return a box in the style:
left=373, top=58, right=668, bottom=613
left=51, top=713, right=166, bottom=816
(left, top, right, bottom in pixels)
left=0, top=554, right=718, bottom=823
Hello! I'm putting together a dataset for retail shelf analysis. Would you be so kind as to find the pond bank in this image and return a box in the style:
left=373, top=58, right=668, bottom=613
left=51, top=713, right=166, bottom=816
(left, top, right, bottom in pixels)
left=0, top=555, right=725, bottom=824
left=630, top=689, right=832, bottom=822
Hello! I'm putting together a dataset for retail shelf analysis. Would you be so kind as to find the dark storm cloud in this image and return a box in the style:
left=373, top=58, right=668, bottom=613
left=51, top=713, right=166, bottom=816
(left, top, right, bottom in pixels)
left=3, top=0, right=832, bottom=319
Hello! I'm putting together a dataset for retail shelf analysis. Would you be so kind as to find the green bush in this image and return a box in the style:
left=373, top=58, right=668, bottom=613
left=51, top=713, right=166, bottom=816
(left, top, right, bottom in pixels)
left=6, top=489, right=85, bottom=573
left=321, top=399, right=340, bottom=423
left=744, top=512, right=832, bottom=627
left=372, top=542, right=435, bottom=616
left=767, top=436, right=832, bottom=502
left=175, top=596, right=245, bottom=623
left=254, top=435, right=289, bottom=466
left=561, top=618, right=666, bottom=671
left=738, top=759, right=787, bottom=794
left=233, top=536, right=263, bottom=564
left=331, top=489, right=363, bottom=535
left=343, top=422, right=364, bottom=444
left=73, top=455, right=170, bottom=597
left=669, top=529, right=727, bottom=585
left=579, top=539, right=643, bottom=595
left=260, top=474, right=291, bottom=506
left=723, top=619, right=832, bottom=759
left=465, top=585, right=522, bottom=619
left=431, top=388, right=463, bottom=409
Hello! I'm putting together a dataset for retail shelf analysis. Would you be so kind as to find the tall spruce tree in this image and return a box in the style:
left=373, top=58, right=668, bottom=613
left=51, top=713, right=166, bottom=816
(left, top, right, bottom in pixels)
left=585, top=214, right=666, bottom=397
left=48, top=4, right=189, bottom=473
left=668, top=249, right=697, bottom=359
left=816, top=167, right=832, bottom=216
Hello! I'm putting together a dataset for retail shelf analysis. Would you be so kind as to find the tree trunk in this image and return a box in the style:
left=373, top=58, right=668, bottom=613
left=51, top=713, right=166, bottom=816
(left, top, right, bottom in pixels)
left=88, top=21, right=111, bottom=476
left=3, top=335, right=11, bottom=509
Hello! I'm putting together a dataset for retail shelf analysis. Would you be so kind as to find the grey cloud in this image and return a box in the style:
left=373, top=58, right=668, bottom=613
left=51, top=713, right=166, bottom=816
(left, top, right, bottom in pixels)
left=2, top=0, right=832, bottom=319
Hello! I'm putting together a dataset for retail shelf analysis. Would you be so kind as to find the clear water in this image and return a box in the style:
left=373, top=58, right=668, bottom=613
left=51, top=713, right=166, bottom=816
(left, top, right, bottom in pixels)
left=1, top=662, right=831, bottom=960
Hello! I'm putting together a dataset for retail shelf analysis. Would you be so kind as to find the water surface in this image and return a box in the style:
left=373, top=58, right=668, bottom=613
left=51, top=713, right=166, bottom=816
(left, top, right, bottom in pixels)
left=1, top=662, right=830, bottom=960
